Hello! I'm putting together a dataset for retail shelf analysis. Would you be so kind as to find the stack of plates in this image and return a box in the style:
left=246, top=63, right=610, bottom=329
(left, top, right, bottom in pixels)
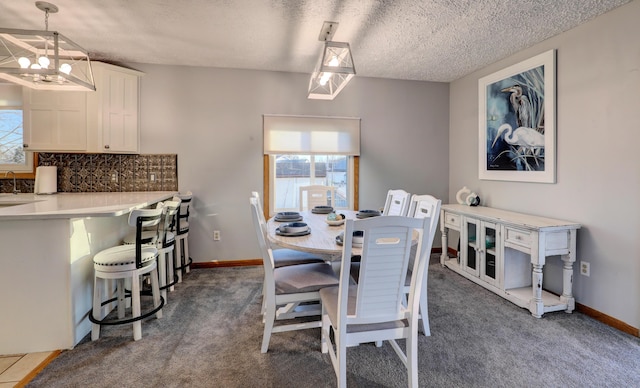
left=356, top=209, right=381, bottom=218
left=335, top=230, right=364, bottom=247
left=274, top=211, right=303, bottom=222
left=312, top=205, right=334, bottom=214
left=276, top=222, right=311, bottom=237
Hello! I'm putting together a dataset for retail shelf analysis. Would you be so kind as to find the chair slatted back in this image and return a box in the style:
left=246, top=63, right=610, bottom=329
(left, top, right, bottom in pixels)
left=382, top=189, right=411, bottom=216
left=407, top=194, right=442, bottom=246
left=299, top=185, right=336, bottom=211
left=340, top=216, right=430, bottom=325
left=250, top=197, right=275, bottom=278
left=160, top=200, right=180, bottom=248
left=129, top=207, right=163, bottom=268
left=176, top=191, right=192, bottom=236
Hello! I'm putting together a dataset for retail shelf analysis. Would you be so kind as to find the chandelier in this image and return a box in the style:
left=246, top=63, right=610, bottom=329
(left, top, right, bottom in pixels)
left=308, top=22, right=355, bottom=100
left=0, top=1, right=95, bottom=91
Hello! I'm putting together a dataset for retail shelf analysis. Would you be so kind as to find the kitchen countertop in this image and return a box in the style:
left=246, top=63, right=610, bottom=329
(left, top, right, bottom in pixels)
left=0, top=191, right=177, bottom=220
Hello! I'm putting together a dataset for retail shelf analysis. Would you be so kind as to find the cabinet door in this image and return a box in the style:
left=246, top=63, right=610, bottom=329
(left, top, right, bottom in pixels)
left=479, top=221, right=500, bottom=287
left=22, top=89, right=87, bottom=151
left=101, top=69, right=139, bottom=153
left=462, top=218, right=480, bottom=277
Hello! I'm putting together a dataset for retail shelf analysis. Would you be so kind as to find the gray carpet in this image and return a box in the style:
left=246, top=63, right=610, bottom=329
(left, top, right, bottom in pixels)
left=28, top=257, right=640, bottom=387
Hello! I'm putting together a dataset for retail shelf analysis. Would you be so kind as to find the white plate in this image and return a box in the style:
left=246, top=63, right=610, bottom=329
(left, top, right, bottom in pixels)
left=325, top=219, right=345, bottom=226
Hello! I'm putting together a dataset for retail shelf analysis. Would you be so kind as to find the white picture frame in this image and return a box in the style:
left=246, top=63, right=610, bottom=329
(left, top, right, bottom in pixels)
left=478, top=49, right=556, bottom=183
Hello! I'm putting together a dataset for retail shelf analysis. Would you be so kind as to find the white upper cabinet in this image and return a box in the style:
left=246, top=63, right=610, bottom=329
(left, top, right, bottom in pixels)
left=22, top=61, right=143, bottom=153
left=22, top=89, right=88, bottom=151
left=87, top=62, right=143, bottom=153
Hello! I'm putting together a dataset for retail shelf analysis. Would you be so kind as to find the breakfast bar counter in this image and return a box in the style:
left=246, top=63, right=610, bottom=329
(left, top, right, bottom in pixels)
left=0, top=191, right=176, bottom=355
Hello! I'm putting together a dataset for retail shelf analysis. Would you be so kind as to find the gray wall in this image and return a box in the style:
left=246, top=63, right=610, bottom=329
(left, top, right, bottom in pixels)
left=448, top=1, right=640, bottom=329
left=132, top=64, right=449, bottom=263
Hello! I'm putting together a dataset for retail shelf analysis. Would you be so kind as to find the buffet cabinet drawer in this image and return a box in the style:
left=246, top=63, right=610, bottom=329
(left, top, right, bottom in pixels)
left=505, top=227, right=533, bottom=249
left=443, top=211, right=461, bottom=230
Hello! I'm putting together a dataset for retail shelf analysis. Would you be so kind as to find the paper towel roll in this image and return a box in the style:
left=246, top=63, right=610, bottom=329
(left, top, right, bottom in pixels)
left=35, top=166, right=57, bottom=194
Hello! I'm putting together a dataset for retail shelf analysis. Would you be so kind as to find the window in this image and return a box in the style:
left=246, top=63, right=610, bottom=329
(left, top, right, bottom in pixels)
left=0, top=84, right=34, bottom=176
left=269, top=154, right=355, bottom=211
left=263, top=115, right=360, bottom=215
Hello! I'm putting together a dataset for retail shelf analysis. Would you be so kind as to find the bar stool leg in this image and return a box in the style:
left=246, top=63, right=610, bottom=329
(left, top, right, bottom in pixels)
left=91, top=276, right=102, bottom=341
left=131, top=274, right=142, bottom=341
left=117, top=279, right=126, bottom=319
left=183, top=237, right=190, bottom=274
left=175, top=238, right=183, bottom=283
left=151, top=267, right=163, bottom=319
left=158, top=252, right=168, bottom=303
left=168, top=250, right=176, bottom=292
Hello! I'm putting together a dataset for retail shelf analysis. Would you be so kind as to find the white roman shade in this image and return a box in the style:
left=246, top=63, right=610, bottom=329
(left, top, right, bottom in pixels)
left=263, top=115, right=360, bottom=155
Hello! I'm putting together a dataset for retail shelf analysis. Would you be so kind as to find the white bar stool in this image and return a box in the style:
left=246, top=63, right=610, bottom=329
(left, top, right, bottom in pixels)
left=157, top=200, right=180, bottom=295
left=90, top=207, right=164, bottom=341
left=174, top=191, right=192, bottom=283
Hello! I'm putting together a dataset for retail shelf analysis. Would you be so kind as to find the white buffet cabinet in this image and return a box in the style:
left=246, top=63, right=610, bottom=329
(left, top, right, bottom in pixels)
left=440, top=204, right=581, bottom=318
left=0, top=192, right=175, bottom=355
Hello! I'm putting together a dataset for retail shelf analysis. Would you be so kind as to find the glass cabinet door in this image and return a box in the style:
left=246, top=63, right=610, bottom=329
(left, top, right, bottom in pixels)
left=480, top=222, right=499, bottom=286
left=462, top=218, right=480, bottom=276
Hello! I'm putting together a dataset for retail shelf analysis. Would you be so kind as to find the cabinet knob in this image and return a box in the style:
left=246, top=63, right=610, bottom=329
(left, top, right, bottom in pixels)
left=23, top=144, right=28, bottom=148
left=104, top=145, right=110, bottom=149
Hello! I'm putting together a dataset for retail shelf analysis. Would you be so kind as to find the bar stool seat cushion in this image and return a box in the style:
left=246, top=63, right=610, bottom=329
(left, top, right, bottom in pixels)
left=93, top=245, right=158, bottom=272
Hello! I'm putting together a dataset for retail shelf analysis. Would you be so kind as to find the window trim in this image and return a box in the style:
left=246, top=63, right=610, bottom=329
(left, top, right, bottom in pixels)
left=263, top=154, right=359, bottom=217
left=0, top=153, right=37, bottom=179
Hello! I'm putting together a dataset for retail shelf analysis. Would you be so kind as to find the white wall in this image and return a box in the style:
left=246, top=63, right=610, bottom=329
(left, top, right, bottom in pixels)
left=132, top=64, right=449, bottom=263
left=448, top=1, right=640, bottom=329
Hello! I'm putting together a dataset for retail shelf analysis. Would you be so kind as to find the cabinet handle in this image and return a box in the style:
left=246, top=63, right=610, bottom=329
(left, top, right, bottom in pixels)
left=104, top=145, right=110, bottom=149
left=23, top=144, right=28, bottom=148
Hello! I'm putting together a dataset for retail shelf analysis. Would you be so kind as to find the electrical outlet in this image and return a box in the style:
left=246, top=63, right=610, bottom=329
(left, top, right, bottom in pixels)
left=213, top=230, right=221, bottom=241
left=580, top=261, right=590, bottom=277
left=111, top=172, right=118, bottom=182
left=149, top=173, right=156, bottom=182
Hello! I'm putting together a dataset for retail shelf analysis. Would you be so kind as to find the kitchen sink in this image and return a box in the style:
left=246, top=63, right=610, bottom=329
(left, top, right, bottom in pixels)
left=0, top=193, right=47, bottom=206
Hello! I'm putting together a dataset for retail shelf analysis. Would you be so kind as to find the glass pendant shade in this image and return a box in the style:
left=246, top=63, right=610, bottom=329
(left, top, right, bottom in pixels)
left=308, top=41, right=355, bottom=100
left=0, top=28, right=95, bottom=91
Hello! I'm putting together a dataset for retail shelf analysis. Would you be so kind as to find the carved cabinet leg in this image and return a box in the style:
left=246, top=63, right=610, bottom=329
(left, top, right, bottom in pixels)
left=530, top=264, right=544, bottom=318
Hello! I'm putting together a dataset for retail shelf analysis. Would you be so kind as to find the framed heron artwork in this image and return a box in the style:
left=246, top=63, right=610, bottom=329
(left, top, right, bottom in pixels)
left=478, top=49, right=556, bottom=183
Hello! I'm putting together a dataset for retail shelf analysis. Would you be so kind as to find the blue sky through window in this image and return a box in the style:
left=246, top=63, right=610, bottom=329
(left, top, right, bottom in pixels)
left=0, top=109, right=24, bottom=165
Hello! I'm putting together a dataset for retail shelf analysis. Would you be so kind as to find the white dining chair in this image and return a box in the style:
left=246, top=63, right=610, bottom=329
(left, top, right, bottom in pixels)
left=382, top=189, right=411, bottom=216
left=299, top=185, right=336, bottom=211
left=320, top=215, right=433, bottom=388
left=251, top=191, right=326, bottom=268
left=250, top=197, right=339, bottom=353
left=406, top=194, right=442, bottom=336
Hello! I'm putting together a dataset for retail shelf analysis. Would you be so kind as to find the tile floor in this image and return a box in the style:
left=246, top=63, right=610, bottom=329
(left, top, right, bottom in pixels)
left=0, top=352, right=57, bottom=388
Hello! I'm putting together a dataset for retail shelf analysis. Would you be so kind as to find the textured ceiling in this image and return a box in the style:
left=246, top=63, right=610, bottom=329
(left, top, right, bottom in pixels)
left=0, top=0, right=632, bottom=82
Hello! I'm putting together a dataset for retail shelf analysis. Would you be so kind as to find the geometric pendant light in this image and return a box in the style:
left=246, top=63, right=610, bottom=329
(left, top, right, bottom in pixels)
left=308, top=22, right=355, bottom=100
left=0, top=2, right=95, bottom=91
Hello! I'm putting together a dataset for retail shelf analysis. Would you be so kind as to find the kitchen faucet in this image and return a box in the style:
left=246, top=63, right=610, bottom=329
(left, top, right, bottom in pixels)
left=4, top=171, right=20, bottom=194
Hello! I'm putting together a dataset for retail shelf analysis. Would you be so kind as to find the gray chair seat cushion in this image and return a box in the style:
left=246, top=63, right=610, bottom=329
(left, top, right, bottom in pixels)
left=274, top=263, right=338, bottom=294
left=273, top=248, right=325, bottom=268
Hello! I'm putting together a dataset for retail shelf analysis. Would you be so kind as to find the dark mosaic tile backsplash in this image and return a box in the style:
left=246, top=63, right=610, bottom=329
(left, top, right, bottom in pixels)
left=1, top=153, right=178, bottom=194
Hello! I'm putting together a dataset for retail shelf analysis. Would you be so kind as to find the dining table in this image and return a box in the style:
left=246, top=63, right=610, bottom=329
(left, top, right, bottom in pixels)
left=266, top=210, right=362, bottom=259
